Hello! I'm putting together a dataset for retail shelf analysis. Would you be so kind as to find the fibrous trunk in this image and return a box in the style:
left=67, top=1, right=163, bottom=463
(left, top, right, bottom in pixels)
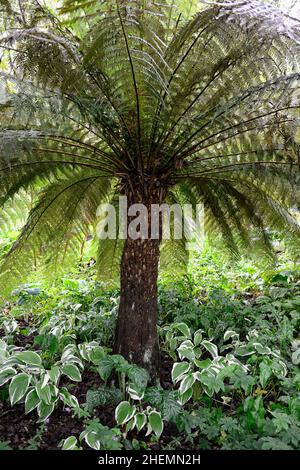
left=114, top=237, right=160, bottom=381
left=114, top=185, right=164, bottom=382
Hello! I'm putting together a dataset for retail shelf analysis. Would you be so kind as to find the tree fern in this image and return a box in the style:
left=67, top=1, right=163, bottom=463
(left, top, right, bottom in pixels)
left=1, top=0, right=300, bottom=376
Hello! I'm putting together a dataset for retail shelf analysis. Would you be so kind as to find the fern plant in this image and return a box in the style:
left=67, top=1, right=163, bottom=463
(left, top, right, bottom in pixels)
left=0, top=0, right=300, bottom=378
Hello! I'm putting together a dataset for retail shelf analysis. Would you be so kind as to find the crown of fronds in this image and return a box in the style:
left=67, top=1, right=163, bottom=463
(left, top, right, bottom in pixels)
left=1, top=0, right=300, bottom=292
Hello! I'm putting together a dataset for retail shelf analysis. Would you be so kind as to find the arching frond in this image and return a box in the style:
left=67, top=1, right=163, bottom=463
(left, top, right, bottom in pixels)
left=0, top=0, right=300, bottom=290
left=0, top=172, right=113, bottom=293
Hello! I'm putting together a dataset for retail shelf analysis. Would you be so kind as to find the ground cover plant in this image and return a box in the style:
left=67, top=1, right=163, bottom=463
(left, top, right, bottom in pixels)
left=0, top=0, right=300, bottom=453
left=0, top=243, right=299, bottom=450
left=1, top=0, right=300, bottom=380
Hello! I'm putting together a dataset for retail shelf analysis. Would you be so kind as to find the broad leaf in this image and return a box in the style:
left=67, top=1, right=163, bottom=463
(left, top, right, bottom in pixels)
left=48, top=365, right=60, bottom=385
left=174, top=323, right=191, bottom=339
left=25, top=389, right=40, bottom=414
left=201, top=340, right=218, bottom=359
left=61, top=364, right=82, bottom=382
left=0, top=367, right=17, bottom=386
left=15, top=351, right=42, bottom=366
left=61, top=436, right=79, bottom=450
left=9, top=373, right=31, bottom=406
left=37, top=401, right=55, bottom=421
left=115, top=401, right=136, bottom=426
left=148, top=411, right=163, bottom=438
left=171, top=362, right=191, bottom=383
left=98, top=356, right=114, bottom=382
left=135, top=412, right=147, bottom=432
left=179, top=373, right=196, bottom=395
left=178, top=387, right=193, bottom=405
left=36, top=383, right=52, bottom=405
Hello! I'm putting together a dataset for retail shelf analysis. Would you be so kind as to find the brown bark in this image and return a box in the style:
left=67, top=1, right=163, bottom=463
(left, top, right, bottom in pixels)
left=114, top=237, right=160, bottom=381
left=113, top=184, right=165, bottom=382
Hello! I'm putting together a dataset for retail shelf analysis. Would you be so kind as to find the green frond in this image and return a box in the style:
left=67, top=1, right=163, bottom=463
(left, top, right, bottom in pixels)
left=96, top=193, right=125, bottom=284
left=1, top=0, right=300, bottom=291
left=0, top=172, right=113, bottom=294
left=0, top=190, right=32, bottom=232
left=159, top=190, right=191, bottom=275
left=174, top=169, right=300, bottom=264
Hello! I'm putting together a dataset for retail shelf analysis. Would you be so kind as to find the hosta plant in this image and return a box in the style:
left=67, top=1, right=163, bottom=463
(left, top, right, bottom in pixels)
left=61, top=419, right=122, bottom=450
left=115, top=385, right=164, bottom=439
left=0, top=340, right=101, bottom=421
left=1, top=0, right=300, bottom=380
left=167, top=323, right=288, bottom=404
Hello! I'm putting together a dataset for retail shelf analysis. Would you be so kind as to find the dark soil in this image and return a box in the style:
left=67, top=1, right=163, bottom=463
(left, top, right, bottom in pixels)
left=0, top=312, right=187, bottom=450
left=0, top=348, right=183, bottom=450
left=13, top=331, right=36, bottom=349
left=0, top=370, right=104, bottom=449
left=0, top=402, right=38, bottom=448
left=160, top=351, right=174, bottom=390
left=39, top=407, right=85, bottom=450
left=0, top=317, right=36, bottom=348
left=60, top=370, right=101, bottom=405
left=0, top=400, right=84, bottom=450
left=15, top=318, right=36, bottom=348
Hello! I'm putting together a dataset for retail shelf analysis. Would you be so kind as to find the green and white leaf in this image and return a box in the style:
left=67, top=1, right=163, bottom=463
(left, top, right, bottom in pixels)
left=25, top=389, right=40, bottom=414
left=61, top=436, right=80, bottom=450
left=61, top=364, right=82, bottom=382
left=171, top=362, right=191, bottom=384
left=201, top=340, right=218, bottom=359
left=37, top=401, right=55, bottom=421
left=47, top=366, right=60, bottom=385
left=115, top=401, right=136, bottom=426
left=9, top=373, right=31, bottom=406
left=148, top=411, right=163, bottom=438
left=0, top=367, right=17, bottom=386
left=15, top=351, right=42, bottom=367
left=179, top=373, right=196, bottom=395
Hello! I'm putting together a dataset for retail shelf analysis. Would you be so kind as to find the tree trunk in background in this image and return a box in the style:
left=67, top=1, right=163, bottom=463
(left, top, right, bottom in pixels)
left=114, top=236, right=160, bottom=381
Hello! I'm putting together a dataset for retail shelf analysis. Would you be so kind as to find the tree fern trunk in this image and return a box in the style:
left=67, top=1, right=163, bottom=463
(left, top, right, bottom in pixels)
left=114, top=236, right=160, bottom=381
left=113, top=183, right=165, bottom=382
